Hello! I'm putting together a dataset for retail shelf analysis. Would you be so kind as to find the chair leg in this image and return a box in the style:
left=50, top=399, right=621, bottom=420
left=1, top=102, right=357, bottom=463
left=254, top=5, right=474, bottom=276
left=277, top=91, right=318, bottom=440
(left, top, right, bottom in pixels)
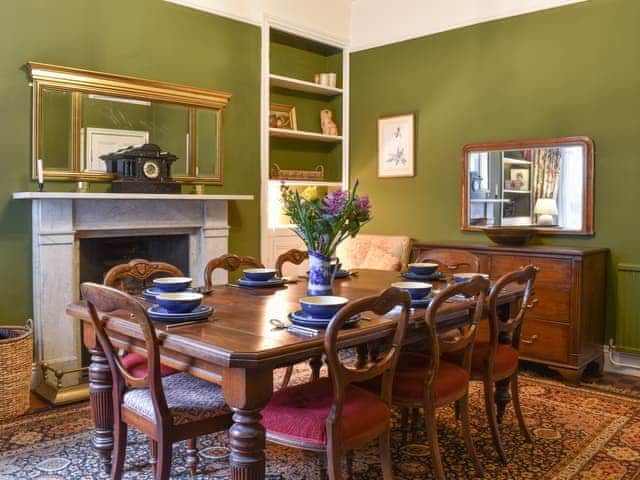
left=459, top=395, right=484, bottom=478
left=411, top=407, right=420, bottom=442
left=280, top=366, right=294, bottom=389
left=346, top=451, right=354, bottom=478
left=155, top=441, right=173, bottom=480
left=483, top=379, right=508, bottom=464
left=326, top=440, right=343, bottom=480
left=149, top=439, right=158, bottom=476
left=425, top=406, right=445, bottom=480
left=510, top=373, right=532, bottom=443
left=111, top=421, right=127, bottom=480
left=378, top=428, right=393, bottom=480
left=186, top=437, right=198, bottom=475
left=400, top=407, right=409, bottom=444
left=318, top=452, right=328, bottom=480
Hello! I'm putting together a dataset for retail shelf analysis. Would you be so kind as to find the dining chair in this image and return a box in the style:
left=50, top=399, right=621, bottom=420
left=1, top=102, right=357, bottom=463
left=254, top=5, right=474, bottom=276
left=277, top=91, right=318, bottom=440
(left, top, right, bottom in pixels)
left=262, top=287, right=411, bottom=480
left=390, top=276, right=488, bottom=480
left=275, top=248, right=308, bottom=278
left=274, top=249, right=309, bottom=389
left=446, top=265, right=537, bottom=463
left=336, top=234, right=412, bottom=272
left=104, top=258, right=185, bottom=295
left=416, top=248, right=480, bottom=274
left=81, top=282, right=233, bottom=480
left=203, top=253, right=264, bottom=289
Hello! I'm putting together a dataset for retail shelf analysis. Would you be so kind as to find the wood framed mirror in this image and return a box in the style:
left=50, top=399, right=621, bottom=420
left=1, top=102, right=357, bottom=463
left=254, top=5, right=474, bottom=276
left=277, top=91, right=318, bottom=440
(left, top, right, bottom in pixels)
left=28, top=61, right=231, bottom=185
left=462, top=136, right=594, bottom=235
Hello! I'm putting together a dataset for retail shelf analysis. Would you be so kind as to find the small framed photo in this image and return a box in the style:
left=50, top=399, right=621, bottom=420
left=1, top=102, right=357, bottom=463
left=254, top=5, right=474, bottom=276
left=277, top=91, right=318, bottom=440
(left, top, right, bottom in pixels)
left=510, top=168, right=530, bottom=191
left=269, top=103, right=297, bottom=130
left=377, top=113, right=415, bottom=178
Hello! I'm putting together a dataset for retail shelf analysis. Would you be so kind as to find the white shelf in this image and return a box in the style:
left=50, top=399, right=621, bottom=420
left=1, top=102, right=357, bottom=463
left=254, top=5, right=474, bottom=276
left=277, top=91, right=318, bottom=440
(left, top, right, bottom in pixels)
left=470, top=198, right=511, bottom=203
left=503, top=189, right=531, bottom=194
left=503, top=158, right=531, bottom=165
left=269, top=74, right=342, bottom=96
left=268, top=179, right=343, bottom=187
left=269, top=127, right=343, bottom=143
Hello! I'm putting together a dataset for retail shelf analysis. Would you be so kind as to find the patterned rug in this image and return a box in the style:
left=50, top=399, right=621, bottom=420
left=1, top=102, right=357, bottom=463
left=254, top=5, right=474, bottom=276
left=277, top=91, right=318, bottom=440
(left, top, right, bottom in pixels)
left=1, top=367, right=640, bottom=479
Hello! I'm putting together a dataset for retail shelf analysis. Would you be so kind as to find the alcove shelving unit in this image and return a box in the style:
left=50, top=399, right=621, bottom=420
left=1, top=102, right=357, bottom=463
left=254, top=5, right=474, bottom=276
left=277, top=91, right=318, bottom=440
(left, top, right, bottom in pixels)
left=260, top=18, right=349, bottom=269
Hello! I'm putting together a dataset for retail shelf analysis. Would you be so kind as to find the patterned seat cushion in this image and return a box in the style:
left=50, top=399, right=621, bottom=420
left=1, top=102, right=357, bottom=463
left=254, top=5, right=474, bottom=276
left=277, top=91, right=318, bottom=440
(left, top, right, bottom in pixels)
left=262, top=377, right=391, bottom=446
left=123, top=372, right=230, bottom=425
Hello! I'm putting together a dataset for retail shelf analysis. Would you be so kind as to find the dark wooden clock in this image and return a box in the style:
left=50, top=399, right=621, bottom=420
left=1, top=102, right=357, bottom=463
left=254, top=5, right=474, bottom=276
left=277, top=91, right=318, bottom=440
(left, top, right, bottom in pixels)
left=100, top=143, right=181, bottom=194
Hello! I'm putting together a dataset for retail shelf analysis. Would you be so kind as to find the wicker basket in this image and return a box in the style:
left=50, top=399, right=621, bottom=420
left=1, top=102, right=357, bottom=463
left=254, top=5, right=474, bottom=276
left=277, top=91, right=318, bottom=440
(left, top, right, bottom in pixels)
left=0, top=319, right=33, bottom=421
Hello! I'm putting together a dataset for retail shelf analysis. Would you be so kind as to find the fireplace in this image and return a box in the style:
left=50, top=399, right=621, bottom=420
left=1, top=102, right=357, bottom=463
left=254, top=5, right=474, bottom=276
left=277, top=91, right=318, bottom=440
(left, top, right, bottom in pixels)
left=12, top=191, right=253, bottom=398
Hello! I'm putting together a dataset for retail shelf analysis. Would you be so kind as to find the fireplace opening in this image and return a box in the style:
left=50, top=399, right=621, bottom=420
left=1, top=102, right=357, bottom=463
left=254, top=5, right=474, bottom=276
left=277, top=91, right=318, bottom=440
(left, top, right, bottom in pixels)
left=78, top=234, right=190, bottom=366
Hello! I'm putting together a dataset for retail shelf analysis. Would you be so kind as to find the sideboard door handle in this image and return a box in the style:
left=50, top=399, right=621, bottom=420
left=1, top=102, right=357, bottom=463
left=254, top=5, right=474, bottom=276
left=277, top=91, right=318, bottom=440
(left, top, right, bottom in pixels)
left=521, top=334, right=539, bottom=345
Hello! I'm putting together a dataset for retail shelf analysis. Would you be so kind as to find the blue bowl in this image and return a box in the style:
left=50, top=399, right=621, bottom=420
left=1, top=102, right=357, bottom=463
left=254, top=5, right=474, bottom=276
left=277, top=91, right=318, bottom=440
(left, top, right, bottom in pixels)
left=299, top=296, right=349, bottom=319
left=408, top=263, right=439, bottom=276
left=243, top=268, right=277, bottom=282
left=155, top=292, right=203, bottom=313
left=391, top=281, right=433, bottom=300
left=152, top=277, right=192, bottom=292
left=452, top=273, right=489, bottom=283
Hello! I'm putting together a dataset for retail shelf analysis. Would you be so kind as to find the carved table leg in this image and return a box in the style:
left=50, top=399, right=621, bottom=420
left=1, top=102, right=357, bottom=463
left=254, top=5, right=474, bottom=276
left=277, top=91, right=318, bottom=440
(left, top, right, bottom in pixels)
left=309, top=356, right=323, bottom=381
left=494, top=378, right=511, bottom=424
left=88, top=343, right=114, bottom=473
left=223, top=367, right=274, bottom=480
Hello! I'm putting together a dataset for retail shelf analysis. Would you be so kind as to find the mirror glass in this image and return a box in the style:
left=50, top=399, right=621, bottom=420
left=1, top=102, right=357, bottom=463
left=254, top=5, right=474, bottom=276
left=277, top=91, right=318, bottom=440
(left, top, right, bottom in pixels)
left=30, top=62, right=230, bottom=184
left=463, top=138, right=594, bottom=235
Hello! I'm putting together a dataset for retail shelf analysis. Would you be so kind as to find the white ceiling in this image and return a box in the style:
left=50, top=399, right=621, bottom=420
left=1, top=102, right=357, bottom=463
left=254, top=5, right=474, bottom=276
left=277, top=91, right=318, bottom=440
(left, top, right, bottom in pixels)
left=166, top=0, right=588, bottom=50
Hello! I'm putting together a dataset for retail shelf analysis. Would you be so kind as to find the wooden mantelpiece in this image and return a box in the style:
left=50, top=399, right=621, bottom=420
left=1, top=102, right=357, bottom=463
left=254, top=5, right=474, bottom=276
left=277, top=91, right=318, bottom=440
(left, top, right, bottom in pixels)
left=413, top=242, right=609, bottom=384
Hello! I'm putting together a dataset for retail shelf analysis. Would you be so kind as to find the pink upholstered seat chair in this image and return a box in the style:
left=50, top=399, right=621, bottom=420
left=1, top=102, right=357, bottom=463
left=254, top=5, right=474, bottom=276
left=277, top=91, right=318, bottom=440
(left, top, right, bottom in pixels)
left=335, top=234, right=412, bottom=272
left=262, top=287, right=411, bottom=480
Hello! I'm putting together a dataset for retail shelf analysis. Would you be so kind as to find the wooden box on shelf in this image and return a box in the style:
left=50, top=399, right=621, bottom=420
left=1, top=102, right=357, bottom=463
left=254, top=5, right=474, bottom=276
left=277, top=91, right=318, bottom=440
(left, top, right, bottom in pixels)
left=271, top=164, right=324, bottom=181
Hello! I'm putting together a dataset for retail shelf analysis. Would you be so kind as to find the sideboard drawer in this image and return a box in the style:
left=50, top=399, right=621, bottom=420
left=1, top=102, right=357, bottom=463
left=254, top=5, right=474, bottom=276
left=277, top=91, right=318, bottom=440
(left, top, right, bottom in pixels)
left=490, top=255, right=529, bottom=278
left=529, top=257, right=572, bottom=286
left=519, top=318, right=569, bottom=364
left=528, top=287, right=570, bottom=323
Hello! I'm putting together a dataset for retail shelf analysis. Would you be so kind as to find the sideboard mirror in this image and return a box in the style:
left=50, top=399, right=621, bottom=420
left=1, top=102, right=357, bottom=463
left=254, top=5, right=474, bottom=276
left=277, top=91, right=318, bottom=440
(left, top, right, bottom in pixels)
left=462, top=136, right=594, bottom=235
left=28, top=61, right=231, bottom=185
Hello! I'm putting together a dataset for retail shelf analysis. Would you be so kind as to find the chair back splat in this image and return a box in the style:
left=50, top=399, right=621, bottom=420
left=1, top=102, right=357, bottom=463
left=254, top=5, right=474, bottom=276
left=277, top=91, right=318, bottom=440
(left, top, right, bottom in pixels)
left=203, top=253, right=263, bottom=289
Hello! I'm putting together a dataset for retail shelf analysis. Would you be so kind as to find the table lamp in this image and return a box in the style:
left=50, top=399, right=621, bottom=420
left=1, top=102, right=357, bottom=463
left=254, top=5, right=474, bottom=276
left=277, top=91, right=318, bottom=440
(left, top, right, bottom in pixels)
left=534, top=198, right=558, bottom=225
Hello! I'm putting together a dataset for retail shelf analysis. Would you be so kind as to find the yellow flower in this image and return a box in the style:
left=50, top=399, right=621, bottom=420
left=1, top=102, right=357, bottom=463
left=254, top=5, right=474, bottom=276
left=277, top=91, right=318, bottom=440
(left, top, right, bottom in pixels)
left=301, top=186, right=318, bottom=202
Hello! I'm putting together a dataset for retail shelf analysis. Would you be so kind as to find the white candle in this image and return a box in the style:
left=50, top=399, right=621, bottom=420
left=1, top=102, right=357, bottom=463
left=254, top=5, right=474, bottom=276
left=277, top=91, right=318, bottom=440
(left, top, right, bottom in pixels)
left=37, top=159, right=44, bottom=184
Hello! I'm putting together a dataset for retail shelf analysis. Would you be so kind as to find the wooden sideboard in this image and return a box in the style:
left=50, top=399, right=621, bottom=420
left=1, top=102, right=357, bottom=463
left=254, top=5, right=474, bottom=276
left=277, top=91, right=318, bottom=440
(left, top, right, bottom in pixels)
left=413, top=242, right=609, bottom=384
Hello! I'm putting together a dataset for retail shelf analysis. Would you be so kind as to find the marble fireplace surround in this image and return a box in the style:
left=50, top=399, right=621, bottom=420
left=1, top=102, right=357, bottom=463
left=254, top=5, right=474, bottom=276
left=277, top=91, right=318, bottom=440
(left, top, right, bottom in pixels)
left=12, top=192, right=253, bottom=384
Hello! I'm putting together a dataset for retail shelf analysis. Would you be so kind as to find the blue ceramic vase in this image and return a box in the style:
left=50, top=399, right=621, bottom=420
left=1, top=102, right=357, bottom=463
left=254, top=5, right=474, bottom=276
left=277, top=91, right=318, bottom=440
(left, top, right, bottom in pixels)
left=307, top=251, right=338, bottom=296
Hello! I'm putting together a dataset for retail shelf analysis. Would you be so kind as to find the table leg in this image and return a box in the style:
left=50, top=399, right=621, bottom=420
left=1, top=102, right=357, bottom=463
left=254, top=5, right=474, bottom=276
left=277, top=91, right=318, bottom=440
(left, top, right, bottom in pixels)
left=309, top=356, right=323, bottom=381
left=223, top=367, right=274, bottom=480
left=88, top=343, right=114, bottom=473
left=494, top=378, right=511, bottom=424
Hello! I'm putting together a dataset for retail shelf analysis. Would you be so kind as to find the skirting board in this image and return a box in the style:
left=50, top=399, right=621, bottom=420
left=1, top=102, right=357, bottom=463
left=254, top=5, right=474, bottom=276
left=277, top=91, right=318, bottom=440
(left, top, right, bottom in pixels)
left=603, top=344, right=640, bottom=378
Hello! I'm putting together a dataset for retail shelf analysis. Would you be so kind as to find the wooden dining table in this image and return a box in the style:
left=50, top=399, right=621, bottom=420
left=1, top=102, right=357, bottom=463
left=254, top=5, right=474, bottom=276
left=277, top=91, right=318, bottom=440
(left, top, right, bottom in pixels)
left=67, top=269, right=523, bottom=480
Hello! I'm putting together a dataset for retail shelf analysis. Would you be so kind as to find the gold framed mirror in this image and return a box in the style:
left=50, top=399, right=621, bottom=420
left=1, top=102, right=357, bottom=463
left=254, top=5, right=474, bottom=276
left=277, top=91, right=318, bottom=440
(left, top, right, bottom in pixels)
left=462, top=136, right=595, bottom=235
left=28, top=61, right=231, bottom=185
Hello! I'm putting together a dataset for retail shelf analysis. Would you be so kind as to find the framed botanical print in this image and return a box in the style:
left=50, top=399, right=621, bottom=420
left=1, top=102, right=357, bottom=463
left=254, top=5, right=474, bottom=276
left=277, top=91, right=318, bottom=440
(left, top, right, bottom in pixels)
left=377, top=113, right=415, bottom=178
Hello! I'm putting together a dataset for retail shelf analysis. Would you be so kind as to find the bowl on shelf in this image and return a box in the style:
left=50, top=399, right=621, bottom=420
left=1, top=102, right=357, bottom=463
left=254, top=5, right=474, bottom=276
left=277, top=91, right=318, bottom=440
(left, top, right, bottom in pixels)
left=407, top=262, right=439, bottom=276
left=152, top=276, right=192, bottom=292
left=452, top=273, right=490, bottom=283
left=243, top=268, right=277, bottom=282
left=482, top=226, right=537, bottom=246
left=155, top=292, right=203, bottom=313
left=299, top=296, right=349, bottom=319
left=391, top=281, right=433, bottom=299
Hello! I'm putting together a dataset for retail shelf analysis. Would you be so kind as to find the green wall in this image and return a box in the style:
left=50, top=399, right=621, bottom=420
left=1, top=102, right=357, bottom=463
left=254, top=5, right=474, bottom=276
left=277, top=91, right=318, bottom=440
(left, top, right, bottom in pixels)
left=350, top=0, right=640, bottom=340
left=0, top=0, right=260, bottom=324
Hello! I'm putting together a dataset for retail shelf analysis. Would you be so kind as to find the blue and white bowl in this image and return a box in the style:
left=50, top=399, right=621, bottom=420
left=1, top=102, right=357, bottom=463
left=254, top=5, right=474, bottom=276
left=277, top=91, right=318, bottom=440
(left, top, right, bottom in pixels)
left=408, top=262, right=439, bottom=276
left=152, top=276, right=192, bottom=292
left=243, top=268, right=277, bottom=282
left=391, top=281, right=433, bottom=300
left=452, top=273, right=489, bottom=283
left=299, top=296, right=349, bottom=319
left=155, top=292, right=203, bottom=313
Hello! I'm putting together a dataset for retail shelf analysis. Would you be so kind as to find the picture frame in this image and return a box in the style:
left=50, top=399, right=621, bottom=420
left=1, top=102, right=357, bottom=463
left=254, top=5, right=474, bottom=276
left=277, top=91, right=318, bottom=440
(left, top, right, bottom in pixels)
left=377, top=113, right=415, bottom=178
left=509, top=168, right=530, bottom=191
left=269, top=103, right=297, bottom=130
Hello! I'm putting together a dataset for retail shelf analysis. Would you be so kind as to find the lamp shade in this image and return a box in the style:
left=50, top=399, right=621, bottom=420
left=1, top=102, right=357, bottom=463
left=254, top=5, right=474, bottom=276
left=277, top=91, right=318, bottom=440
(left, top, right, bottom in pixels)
left=534, top=198, right=558, bottom=225
left=534, top=198, right=558, bottom=215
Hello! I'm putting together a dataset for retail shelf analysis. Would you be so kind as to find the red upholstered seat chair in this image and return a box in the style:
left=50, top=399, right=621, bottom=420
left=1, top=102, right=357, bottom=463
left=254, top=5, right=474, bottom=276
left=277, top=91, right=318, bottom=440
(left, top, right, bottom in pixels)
left=262, top=287, right=411, bottom=480
left=391, top=276, right=489, bottom=480
left=81, top=283, right=232, bottom=480
left=446, top=265, right=537, bottom=464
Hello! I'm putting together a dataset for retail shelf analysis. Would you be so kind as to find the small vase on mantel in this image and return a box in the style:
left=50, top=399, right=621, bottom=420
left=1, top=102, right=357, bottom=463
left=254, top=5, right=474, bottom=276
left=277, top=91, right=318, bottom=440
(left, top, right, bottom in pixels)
left=307, top=251, right=338, bottom=296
